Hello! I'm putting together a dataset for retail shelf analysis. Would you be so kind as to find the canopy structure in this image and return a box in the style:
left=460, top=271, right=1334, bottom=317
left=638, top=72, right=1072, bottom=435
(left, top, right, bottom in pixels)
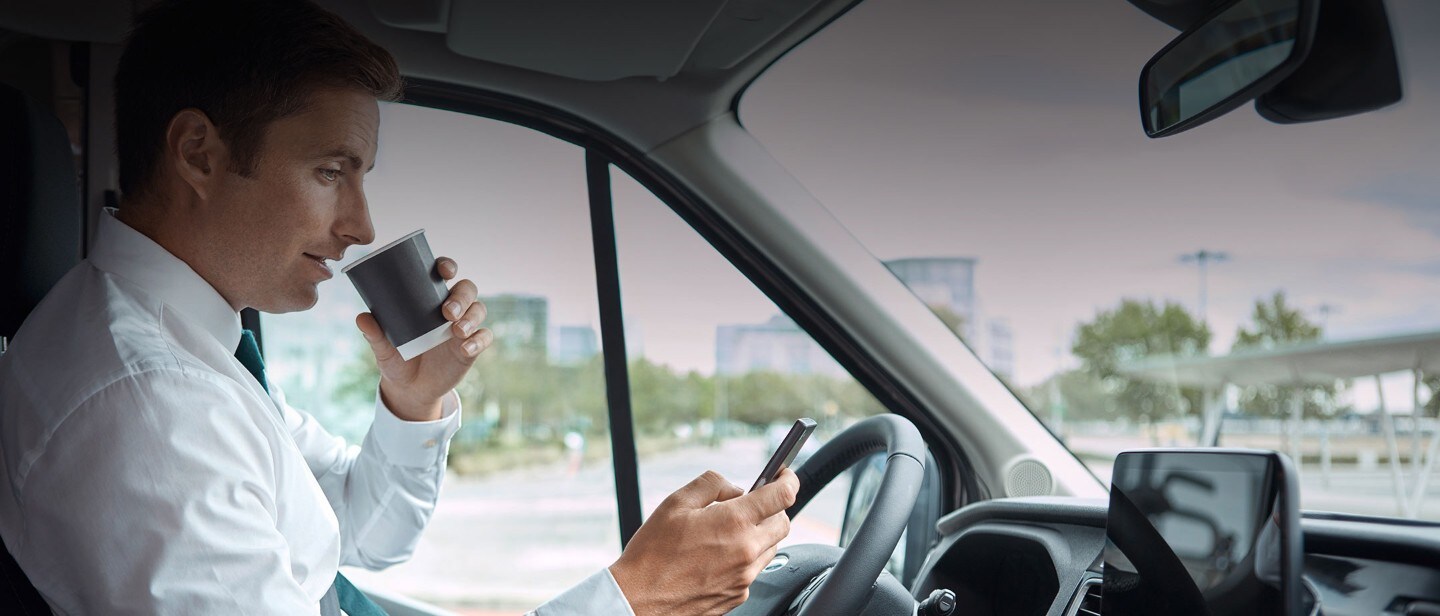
left=1118, top=329, right=1440, bottom=519
left=1118, top=329, right=1440, bottom=388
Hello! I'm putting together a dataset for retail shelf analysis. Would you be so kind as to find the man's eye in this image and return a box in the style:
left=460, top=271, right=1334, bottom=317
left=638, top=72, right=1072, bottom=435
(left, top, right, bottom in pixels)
left=319, top=168, right=341, bottom=182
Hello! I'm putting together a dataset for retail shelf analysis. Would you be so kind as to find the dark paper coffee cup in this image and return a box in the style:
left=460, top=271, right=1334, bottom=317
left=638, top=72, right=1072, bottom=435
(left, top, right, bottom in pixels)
left=342, top=229, right=452, bottom=361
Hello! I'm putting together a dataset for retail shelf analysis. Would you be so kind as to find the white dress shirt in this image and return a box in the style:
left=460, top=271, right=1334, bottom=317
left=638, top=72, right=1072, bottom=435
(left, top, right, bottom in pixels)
left=0, top=210, right=633, bottom=614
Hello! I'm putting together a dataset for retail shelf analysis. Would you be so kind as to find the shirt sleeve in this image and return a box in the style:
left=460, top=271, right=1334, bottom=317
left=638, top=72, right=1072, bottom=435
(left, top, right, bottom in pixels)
left=277, top=383, right=461, bottom=570
left=15, top=369, right=319, bottom=615
left=527, top=569, right=637, bottom=616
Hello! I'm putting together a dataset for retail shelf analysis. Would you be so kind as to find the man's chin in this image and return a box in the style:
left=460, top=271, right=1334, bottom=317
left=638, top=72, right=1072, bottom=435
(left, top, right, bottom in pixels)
left=252, top=285, right=321, bottom=314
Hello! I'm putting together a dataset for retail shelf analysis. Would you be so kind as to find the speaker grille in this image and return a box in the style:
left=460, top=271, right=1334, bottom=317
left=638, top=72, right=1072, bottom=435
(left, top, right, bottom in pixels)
left=1004, top=457, right=1054, bottom=497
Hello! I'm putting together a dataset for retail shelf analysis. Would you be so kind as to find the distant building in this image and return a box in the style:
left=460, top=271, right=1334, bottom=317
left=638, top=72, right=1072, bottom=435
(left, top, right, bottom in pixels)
left=716, top=315, right=845, bottom=377
left=551, top=325, right=599, bottom=365
left=482, top=294, right=548, bottom=360
left=984, top=319, right=1015, bottom=380
left=885, top=257, right=978, bottom=341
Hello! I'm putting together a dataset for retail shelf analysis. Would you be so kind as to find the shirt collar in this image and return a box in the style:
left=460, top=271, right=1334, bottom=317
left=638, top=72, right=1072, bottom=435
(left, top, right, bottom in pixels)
left=89, top=208, right=243, bottom=353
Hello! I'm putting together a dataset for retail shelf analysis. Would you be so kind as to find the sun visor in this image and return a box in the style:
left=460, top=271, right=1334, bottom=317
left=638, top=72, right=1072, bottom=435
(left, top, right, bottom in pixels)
left=0, top=1, right=129, bottom=43
left=369, top=0, right=450, bottom=34
left=686, top=0, right=829, bottom=72
left=444, top=0, right=728, bottom=81
left=1125, top=0, right=1233, bottom=30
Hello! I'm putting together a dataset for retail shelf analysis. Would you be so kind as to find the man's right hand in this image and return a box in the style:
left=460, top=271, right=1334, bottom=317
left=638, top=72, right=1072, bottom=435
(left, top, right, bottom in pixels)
left=609, top=469, right=800, bottom=616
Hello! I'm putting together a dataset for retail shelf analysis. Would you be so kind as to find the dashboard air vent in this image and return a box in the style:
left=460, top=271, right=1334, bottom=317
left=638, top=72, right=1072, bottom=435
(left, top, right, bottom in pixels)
left=1070, top=577, right=1102, bottom=616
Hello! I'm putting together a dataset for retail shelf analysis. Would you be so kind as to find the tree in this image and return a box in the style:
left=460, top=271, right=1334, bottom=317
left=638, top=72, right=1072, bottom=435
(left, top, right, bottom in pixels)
left=722, top=371, right=811, bottom=426
left=333, top=344, right=380, bottom=407
left=1072, top=299, right=1210, bottom=420
left=1233, top=291, right=1321, bottom=348
left=328, top=331, right=885, bottom=446
left=1020, top=369, right=1121, bottom=422
left=1231, top=291, right=1336, bottom=418
left=628, top=358, right=713, bottom=436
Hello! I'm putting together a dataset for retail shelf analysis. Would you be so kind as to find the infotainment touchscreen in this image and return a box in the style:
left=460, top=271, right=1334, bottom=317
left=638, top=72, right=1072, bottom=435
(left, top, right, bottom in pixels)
left=1102, top=449, right=1302, bottom=616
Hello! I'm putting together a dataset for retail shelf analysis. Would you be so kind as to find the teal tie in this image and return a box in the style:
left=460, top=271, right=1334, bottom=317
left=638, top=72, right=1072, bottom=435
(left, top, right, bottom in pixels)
left=234, top=329, right=387, bottom=616
left=234, top=329, right=269, bottom=393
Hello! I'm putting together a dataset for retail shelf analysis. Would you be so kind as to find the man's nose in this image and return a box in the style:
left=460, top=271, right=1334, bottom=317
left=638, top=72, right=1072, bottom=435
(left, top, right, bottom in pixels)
left=339, top=185, right=376, bottom=247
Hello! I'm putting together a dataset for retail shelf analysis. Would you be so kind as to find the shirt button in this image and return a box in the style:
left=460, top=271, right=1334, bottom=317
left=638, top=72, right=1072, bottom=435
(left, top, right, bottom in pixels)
left=423, top=439, right=437, bottom=448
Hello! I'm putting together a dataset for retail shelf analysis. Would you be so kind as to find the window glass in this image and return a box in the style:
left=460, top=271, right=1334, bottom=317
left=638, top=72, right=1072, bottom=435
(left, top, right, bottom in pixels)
left=743, top=0, right=1440, bottom=519
left=263, top=103, right=619, bottom=613
left=608, top=167, right=887, bottom=548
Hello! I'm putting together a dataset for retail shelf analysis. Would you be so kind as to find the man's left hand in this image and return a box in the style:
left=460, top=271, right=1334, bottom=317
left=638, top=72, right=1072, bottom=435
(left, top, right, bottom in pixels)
left=355, top=257, right=492, bottom=421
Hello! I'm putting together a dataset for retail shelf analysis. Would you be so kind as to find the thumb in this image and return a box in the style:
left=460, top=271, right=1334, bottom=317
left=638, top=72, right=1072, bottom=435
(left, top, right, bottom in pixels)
left=664, top=471, right=743, bottom=511
left=355, top=312, right=401, bottom=364
left=734, top=468, right=800, bottom=523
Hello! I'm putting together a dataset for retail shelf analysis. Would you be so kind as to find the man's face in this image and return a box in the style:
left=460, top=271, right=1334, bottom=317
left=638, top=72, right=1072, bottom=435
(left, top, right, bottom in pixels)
left=207, top=86, right=379, bottom=313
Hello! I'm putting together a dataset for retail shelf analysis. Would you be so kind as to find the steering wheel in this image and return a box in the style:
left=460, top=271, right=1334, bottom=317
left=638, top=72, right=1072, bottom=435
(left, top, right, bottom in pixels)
left=729, top=414, right=927, bottom=616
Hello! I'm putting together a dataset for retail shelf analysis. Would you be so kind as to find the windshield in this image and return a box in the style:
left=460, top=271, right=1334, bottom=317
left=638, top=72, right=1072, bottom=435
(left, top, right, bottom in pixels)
left=742, top=0, right=1440, bottom=520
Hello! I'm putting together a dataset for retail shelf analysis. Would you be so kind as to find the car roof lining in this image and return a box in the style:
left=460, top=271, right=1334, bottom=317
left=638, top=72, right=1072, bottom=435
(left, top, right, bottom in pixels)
left=372, top=0, right=830, bottom=81
left=445, top=0, right=727, bottom=82
left=0, top=0, right=859, bottom=152
left=338, top=0, right=855, bottom=151
left=0, top=0, right=129, bottom=44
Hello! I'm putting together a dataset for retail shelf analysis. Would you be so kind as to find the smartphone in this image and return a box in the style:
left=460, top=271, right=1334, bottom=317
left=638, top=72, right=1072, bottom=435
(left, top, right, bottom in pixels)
left=751, top=418, right=818, bottom=492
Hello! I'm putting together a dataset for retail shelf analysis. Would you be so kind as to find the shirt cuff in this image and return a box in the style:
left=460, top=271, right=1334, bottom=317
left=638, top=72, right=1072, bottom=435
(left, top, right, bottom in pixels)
left=529, top=568, right=636, bottom=616
left=370, top=388, right=462, bottom=468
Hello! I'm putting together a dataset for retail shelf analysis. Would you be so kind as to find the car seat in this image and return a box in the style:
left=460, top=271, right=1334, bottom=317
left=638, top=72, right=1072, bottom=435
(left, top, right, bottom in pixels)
left=0, top=79, right=86, bottom=614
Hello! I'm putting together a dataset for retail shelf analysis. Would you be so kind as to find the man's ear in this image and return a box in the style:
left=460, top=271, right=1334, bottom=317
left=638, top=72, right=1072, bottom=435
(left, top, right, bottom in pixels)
left=166, top=108, right=227, bottom=202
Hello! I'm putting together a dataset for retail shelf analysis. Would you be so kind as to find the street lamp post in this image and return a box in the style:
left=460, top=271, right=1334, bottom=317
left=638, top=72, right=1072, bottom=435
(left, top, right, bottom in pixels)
left=1179, top=249, right=1230, bottom=326
left=1317, top=303, right=1341, bottom=335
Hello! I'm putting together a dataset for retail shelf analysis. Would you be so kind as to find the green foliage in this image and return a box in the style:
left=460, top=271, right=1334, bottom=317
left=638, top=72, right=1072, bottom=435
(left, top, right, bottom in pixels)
left=1019, top=369, right=1121, bottom=421
left=1072, top=298, right=1210, bottom=420
left=333, top=345, right=380, bottom=406
left=1232, top=291, right=1337, bottom=418
left=1233, top=291, right=1321, bottom=348
left=628, top=359, right=714, bottom=435
left=721, top=371, right=810, bottom=426
left=713, top=370, right=884, bottom=428
left=333, top=339, right=882, bottom=450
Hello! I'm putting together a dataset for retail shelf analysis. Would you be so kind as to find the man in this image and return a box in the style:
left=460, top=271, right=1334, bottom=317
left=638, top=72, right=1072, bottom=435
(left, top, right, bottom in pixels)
left=0, top=0, right=798, bottom=613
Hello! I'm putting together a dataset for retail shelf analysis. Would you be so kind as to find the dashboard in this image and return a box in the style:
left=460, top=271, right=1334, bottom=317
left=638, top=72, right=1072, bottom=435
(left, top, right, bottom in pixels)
left=911, top=497, right=1440, bottom=616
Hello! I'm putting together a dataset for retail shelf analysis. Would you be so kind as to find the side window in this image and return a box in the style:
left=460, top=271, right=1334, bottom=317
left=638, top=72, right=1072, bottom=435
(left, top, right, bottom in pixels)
left=263, top=103, right=620, bottom=612
left=608, top=167, right=888, bottom=548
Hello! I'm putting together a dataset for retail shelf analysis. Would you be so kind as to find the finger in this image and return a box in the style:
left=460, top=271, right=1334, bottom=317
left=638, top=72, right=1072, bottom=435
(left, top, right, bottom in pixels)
left=451, top=299, right=489, bottom=339
left=755, top=510, right=792, bottom=549
left=734, top=468, right=800, bottom=523
left=355, top=312, right=401, bottom=363
left=435, top=257, right=458, bottom=281
left=744, top=544, right=780, bottom=580
left=665, top=471, right=743, bottom=510
left=454, top=327, right=494, bottom=360
left=442, top=278, right=478, bottom=321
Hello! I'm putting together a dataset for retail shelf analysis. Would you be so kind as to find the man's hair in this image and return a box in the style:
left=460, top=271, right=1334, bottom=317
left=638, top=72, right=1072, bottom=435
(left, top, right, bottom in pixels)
left=114, top=0, right=403, bottom=198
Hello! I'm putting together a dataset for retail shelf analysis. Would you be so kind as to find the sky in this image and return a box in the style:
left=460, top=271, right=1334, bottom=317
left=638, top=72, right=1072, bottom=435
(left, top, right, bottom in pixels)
left=742, top=0, right=1440, bottom=389
left=301, top=0, right=1440, bottom=407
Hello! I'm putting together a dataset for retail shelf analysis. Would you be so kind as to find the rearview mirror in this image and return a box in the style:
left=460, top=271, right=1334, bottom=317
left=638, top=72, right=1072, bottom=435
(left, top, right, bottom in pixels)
left=1140, top=0, right=1317, bottom=137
